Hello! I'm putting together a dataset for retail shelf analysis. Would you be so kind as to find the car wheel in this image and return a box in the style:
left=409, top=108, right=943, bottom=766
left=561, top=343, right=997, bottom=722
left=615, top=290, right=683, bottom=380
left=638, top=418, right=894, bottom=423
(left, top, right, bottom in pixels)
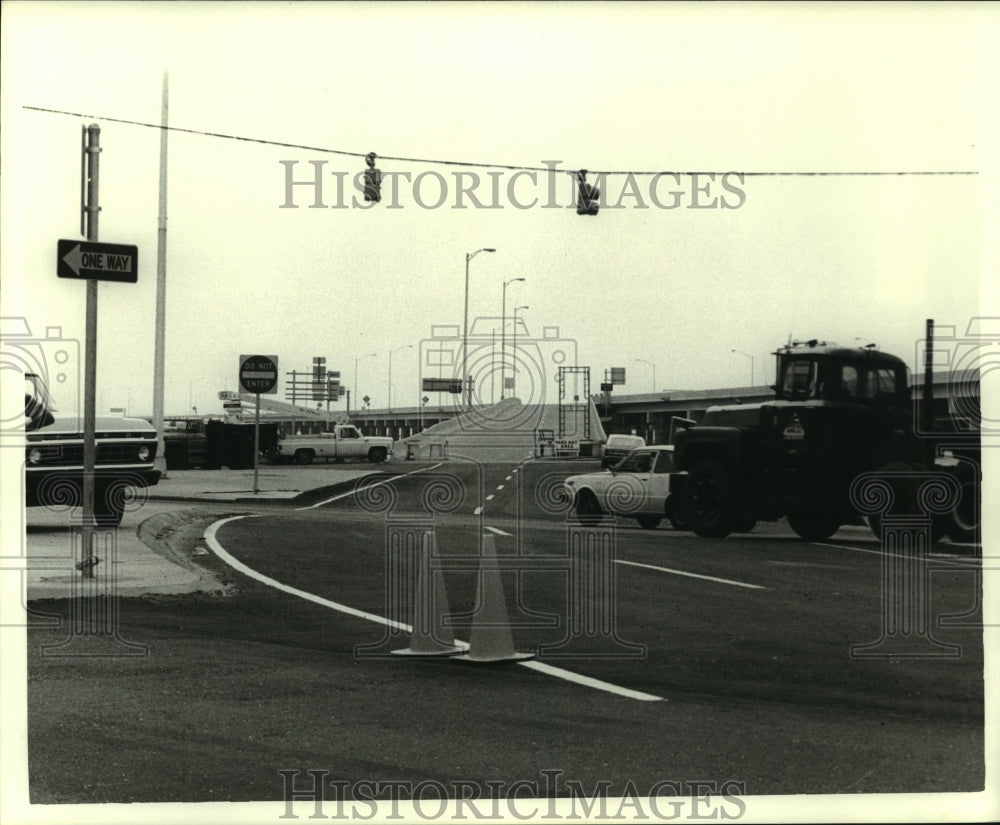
left=574, top=490, right=604, bottom=526
left=368, top=447, right=387, bottom=463
left=294, top=449, right=315, bottom=465
left=787, top=509, right=839, bottom=541
left=683, top=459, right=736, bottom=538
left=636, top=515, right=662, bottom=530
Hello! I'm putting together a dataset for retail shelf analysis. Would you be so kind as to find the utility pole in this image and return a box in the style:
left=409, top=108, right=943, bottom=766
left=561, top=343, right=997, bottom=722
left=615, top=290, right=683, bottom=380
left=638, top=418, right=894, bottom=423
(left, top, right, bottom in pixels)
left=80, top=124, right=101, bottom=576
left=152, top=71, right=169, bottom=479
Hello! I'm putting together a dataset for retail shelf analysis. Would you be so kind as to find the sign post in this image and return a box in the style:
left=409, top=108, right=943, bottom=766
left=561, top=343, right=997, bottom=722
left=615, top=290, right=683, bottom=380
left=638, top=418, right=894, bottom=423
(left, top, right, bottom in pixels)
left=239, top=354, right=278, bottom=494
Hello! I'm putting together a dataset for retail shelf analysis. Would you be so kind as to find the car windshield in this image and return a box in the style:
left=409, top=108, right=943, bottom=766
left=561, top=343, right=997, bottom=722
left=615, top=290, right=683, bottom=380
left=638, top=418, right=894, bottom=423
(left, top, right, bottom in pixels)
left=616, top=450, right=655, bottom=473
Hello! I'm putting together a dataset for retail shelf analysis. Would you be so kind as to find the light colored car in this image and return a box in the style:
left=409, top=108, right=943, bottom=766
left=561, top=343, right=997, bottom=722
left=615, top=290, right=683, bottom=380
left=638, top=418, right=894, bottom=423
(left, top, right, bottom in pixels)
left=601, top=433, right=646, bottom=468
left=564, top=445, right=685, bottom=529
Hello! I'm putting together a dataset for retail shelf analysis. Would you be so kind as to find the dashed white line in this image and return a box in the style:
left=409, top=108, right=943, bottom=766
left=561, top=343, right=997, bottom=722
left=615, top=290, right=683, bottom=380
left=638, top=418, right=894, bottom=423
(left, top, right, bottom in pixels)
left=485, top=494, right=495, bottom=501
left=616, top=559, right=766, bottom=590
left=484, top=526, right=512, bottom=537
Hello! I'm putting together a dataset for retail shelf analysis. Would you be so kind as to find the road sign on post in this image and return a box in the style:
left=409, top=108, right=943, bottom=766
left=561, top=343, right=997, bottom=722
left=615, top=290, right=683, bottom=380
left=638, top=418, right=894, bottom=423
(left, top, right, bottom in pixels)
left=239, top=354, right=278, bottom=394
left=57, top=239, right=138, bottom=283
left=239, top=355, right=278, bottom=493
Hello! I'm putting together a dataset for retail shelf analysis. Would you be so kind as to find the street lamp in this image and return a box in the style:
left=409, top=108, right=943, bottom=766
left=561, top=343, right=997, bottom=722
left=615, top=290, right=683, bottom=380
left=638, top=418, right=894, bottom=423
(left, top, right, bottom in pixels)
left=732, top=349, right=754, bottom=385
left=511, top=305, right=529, bottom=397
left=463, top=247, right=496, bottom=406
left=501, top=276, right=525, bottom=400
left=635, top=358, right=656, bottom=392
left=355, top=352, right=377, bottom=414
left=388, top=344, right=413, bottom=412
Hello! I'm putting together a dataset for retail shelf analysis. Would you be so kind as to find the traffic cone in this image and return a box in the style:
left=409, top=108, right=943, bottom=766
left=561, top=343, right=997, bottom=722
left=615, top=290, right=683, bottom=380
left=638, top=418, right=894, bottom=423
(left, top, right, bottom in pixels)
left=392, top=531, right=463, bottom=657
left=458, top=534, right=534, bottom=663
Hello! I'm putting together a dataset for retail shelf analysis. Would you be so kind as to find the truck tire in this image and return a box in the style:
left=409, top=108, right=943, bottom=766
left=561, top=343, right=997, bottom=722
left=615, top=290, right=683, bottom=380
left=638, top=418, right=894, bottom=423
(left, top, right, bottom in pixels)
left=367, top=447, right=387, bottom=463
left=787, top=509, right=840, bottom=541
left=574, top=490, right=604, bottom=526
left=636, top=515, right=662, bottom=529
left=865, top=462, right=946, bottom=543
left=294, top=449, right=315, bottom=465
left=164, top=442, right=188, bottom=471
left=95, top=483, right=125, bottom=527
left=683, top=459, right=736, bottom=538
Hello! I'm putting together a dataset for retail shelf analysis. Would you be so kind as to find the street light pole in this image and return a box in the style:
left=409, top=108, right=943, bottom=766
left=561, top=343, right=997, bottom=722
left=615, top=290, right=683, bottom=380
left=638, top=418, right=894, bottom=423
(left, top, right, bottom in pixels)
left=511, top=305, right=529, bottom=397
left=501, top=276, right=525, bottom=400
left=635, top=358, right=656, bottom=392
left=731, top=349, right=754, bottom=385
left=463, top=247, right=496, bottom=407
left=388, top=344, right=413, bottom=412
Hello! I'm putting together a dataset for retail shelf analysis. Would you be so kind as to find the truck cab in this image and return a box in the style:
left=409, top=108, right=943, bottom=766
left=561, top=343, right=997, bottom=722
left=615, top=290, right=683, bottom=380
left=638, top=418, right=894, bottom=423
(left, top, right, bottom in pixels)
left=673, top=341, right=917, bottom=540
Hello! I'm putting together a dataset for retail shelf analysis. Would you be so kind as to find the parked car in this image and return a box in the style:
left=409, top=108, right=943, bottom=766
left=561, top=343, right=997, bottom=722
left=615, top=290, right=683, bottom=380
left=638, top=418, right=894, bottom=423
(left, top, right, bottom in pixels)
left=601, top=433, right=646, bottom=468
left=564, top=445, right=685, bottom=529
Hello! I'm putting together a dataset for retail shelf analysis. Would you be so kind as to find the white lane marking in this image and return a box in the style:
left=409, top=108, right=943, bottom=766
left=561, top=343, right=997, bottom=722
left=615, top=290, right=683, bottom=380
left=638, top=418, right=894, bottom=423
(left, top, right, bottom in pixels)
left=505, top=475, right=513, bottom=481
left=811, top=541, right=980, bottom=564
left=485, top=494, right=495, bottom=501
left=484, top=526, right=512, bottom=537
left=205, top=515, right=661, bottom=702
left=616, top=559, right=766, bottom=590
left=295, top=462, right=444, bottom=510
left=473, top=506, right=483, bottom=516
left=497, top=484, right=505, bottom=491
left=204, top=516, right=408, bottom=631
left=519, top=661, right=663, bottom=702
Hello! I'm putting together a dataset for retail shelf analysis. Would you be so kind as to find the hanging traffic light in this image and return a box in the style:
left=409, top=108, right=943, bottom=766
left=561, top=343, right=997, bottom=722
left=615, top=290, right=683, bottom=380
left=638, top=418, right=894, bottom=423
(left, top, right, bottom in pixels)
left=576, top=169, right=599, bottom=216
left=364, top=152, right=382, bottom=203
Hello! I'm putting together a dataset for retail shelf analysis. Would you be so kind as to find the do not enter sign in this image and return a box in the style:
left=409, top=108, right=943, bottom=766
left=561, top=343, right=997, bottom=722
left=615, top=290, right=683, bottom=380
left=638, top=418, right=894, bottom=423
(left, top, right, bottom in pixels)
left=239, top=354, right=279, bottom=394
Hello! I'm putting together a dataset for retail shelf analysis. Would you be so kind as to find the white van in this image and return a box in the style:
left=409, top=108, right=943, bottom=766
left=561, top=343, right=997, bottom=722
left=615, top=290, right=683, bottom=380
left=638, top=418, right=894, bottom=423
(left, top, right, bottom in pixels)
left=601, top=433, right=646, bottom=468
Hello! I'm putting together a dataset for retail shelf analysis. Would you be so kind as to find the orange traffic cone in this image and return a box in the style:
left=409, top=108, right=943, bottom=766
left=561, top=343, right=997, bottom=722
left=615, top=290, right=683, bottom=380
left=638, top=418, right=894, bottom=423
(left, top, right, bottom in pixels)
left=392, top=531, right=463, bottom=657
left=459, top=534, right=534, bottom=663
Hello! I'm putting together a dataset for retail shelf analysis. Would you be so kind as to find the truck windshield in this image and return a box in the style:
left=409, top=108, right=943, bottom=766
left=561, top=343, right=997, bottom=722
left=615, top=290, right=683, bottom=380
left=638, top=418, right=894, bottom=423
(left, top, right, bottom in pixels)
left=781, top=359, right=817, bottom=398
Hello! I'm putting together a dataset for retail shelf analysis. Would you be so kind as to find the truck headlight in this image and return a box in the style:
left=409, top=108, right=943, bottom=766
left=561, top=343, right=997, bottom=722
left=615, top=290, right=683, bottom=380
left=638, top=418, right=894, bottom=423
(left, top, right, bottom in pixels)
left=28, top=448, right=42, bottom=464
left=137, top=446, right=150, bottom=461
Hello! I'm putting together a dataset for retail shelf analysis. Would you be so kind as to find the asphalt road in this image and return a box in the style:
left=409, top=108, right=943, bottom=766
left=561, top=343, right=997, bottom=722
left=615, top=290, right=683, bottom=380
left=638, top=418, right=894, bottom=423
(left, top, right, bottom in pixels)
left=24, top=459, right=985, bottom=807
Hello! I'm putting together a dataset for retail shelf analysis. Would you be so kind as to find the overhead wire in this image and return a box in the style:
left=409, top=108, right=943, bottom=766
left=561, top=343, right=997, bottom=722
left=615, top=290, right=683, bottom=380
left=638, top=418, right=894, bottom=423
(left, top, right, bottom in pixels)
left=24, top=105, right=978, bottom=177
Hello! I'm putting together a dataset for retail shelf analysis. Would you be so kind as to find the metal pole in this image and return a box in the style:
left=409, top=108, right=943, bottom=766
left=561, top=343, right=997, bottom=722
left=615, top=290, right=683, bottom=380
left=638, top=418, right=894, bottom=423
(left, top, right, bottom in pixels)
left=501, top=283, right=507, bottom=400
left=81, top=123, right=101, bottom=577
left=463, top=252, right=470, bottom=407
left=152, top=71, right=169, bottom=479
left=253, top=393, right=261, bottom=494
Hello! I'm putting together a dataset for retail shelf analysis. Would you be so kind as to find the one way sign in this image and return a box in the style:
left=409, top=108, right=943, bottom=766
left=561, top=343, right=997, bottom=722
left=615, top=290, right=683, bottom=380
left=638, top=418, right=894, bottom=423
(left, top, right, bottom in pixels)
left=57, top=240, right=138, bottom=283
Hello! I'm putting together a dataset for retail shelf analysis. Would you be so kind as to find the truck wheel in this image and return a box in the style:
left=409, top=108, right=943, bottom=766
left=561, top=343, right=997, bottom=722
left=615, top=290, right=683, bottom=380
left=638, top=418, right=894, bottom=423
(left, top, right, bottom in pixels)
left=368, top=447, right=387, bottom=463
left=947, top=465, right=980, bottom=544
left=95, top=484, right=125, bottom=527
left=164, top=443, right=187, bottom=471
left=683, top=459, right=736, bottom=538
left=636, top=515, right=662, bottom=530
left=294, top=449, right=315, bottom=465
left=574, top=490, right=604, bottom=526
left=787, top=510, right=839, bottom=541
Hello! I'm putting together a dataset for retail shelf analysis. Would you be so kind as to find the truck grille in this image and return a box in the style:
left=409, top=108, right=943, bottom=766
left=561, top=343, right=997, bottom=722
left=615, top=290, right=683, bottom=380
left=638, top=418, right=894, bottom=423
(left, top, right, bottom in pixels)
left=26, top=442, right=157, bottom=467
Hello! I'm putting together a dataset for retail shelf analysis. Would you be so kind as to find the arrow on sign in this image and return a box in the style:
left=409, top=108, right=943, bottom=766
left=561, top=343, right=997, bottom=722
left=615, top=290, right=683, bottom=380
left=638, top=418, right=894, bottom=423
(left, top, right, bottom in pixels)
left=57, top=239, right=138, bottom=283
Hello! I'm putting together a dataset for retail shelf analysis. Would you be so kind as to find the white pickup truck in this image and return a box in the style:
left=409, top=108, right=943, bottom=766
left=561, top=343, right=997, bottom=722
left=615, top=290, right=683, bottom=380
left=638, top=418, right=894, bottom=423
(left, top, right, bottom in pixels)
left=274, top=424, right=393, bottom=464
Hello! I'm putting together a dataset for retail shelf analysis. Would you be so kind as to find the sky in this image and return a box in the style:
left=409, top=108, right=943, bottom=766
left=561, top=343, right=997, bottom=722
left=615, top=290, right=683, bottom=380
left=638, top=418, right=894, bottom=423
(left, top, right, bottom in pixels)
left=1, top=2, right=997, bottom=422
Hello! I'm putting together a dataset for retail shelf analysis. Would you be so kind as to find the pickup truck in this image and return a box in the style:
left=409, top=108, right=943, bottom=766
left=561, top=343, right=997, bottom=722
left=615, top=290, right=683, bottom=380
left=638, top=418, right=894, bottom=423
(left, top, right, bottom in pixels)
left=22, top=373, right=161, bottom=526
left=273, top=424, right=393, bottom=464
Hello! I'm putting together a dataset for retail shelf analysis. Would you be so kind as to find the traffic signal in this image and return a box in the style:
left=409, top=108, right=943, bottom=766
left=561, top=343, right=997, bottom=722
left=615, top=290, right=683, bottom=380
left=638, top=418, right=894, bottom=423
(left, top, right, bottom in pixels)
left=364, top=152, right=382, bottom=203
left=576, top=169, right=599, bottom=216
